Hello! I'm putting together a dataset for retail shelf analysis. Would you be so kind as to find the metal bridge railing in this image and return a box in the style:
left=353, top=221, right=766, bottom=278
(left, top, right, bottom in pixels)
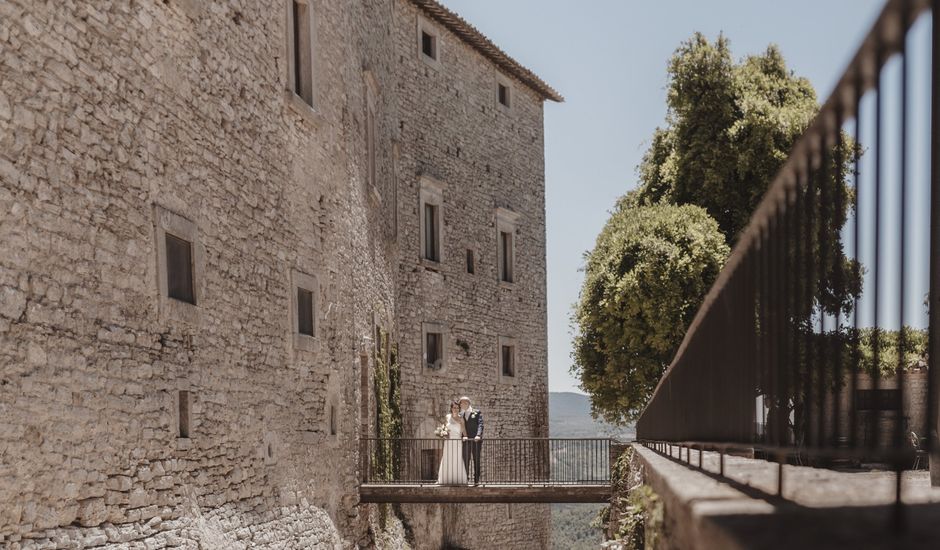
left=637, top=0, right=940, bottom=519
left=360, top=438, right=611, bottom=486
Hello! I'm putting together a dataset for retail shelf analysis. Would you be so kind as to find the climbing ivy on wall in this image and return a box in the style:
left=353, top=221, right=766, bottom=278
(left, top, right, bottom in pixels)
left=373, top=328, right=403, bottom=482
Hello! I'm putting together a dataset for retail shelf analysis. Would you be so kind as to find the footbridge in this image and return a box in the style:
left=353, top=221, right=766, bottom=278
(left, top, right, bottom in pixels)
left=359, top=438, right=619, bottom=503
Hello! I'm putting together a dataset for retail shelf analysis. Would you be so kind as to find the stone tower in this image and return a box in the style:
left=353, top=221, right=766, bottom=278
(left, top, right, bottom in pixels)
left=0, top=0, right=559, bottom=548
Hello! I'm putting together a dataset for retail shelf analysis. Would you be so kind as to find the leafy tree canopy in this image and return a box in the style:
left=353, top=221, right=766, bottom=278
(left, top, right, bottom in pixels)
left=572, top=34, right=857, bottom=425
left=633, top=33, right=818, bottom=244
left=572, top=203, right=729, bottom=424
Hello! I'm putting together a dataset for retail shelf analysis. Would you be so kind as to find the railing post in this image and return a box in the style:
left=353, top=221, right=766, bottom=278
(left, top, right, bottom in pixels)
left=930, top=0, right=940, bottom=488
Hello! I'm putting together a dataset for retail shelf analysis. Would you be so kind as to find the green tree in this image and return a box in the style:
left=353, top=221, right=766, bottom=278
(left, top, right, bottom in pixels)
left=572, top=203, right=729, bottom=424
left=573, top=33, right=862, bottom=424
left=635, top=34, right=860, bottom=317
left=634, top=33, right=819, bottom=244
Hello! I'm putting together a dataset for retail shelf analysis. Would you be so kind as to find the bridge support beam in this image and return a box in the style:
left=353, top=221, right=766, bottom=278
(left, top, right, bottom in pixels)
left=359, top=484, right=611, bottom=504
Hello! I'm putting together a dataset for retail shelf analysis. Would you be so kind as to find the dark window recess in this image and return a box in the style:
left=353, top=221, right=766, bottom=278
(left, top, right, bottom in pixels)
left=421, top=31, right=436, bottom=59
left=329, top=404, right=337, bottom=435
left=426, top=332, right=443, bottom=370
left=424, top=203, right=440, bottom=262
left=166, top=233, right=195, bottom=304
left=856, top=389, right=901, bottom=411
left=297, top=287, right=314, bottom=336
left=502, top=345, right=514, bottom=377
left=498, top=83, right=509, bottom=106
left=466, top=249, right=475, bottom=274
left=178, top=390, right=190, bottom=438
left=291, top=0, right=313, bottom=105
left=500, top=231, right=513, bottom=282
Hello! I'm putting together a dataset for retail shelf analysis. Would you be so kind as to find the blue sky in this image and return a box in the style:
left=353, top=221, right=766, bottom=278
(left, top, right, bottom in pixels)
left=439, top=0, right=901, bottom=393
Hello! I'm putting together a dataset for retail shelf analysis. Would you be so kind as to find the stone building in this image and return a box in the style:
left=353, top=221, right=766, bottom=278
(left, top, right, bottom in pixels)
left=0, top=0, right=559, bottom=549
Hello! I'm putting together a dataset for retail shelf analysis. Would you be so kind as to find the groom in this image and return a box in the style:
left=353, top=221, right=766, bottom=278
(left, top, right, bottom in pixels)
left=458, top=396, right=483, bottom=486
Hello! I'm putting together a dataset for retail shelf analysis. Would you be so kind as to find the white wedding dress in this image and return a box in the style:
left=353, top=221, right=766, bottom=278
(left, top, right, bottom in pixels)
left=437, top=415, right=468, bottom=485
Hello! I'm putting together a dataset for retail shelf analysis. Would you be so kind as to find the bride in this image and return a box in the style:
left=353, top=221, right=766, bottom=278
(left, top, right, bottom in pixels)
left=438, top=401, right=469, bottom=485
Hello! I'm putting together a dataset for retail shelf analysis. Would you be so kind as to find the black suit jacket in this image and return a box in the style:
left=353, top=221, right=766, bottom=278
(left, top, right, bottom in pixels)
left=463, top=409, right=483, bottom=438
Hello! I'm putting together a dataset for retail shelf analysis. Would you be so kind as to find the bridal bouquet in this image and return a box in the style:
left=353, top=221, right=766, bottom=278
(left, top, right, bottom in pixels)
left=434, top=423, right=449, bottom=439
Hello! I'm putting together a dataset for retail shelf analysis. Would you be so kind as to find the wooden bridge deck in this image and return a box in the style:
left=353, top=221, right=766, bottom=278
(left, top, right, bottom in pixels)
left=359, top=483, right=611, bottom=503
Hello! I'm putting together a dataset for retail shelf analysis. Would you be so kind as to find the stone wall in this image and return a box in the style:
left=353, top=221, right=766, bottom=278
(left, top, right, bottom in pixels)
left=0, top=0, right=397, bottom=547
left=0, top=0, right=552, bottom=548
left=389, top=1, right=551, bottom=548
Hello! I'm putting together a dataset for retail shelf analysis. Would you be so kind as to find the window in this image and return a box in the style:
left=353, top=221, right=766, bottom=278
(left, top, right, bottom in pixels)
left=329, top=404, right=337, bottom=436
left=426, top=331, right=443, bottom=370
left=501, top=344, right=514, bottom=377
left=423, top=322, right=446, bottom=372
left=290, top=270, right=319, bottom=351
left=178, top=390, right=191, bottom=439
left=422, top=31, right=436, bottom=59
left=496, top=208, right=520, bottom=284
left=297, top=287, right=314, bottom=336
left=366, top=98, right=376, bottom=190
left=419, top=175, right=444, bottom=265
left=166, top=233, right=195, bottom=304
left=856, top=389, right=900, bottom=411
left=499, top=231, right=513, bottom=283
left=424, top=204, right=440, bottom=261
left=466, top=249, right=475, bottom=274
left=288, top=0, right=315, bottom=107
left=417, top=16, right=441, bottom=69
left=498, top=83, right=510, bottom=107
left=154, top=204, right=203, bottom=322
left=498, top=336, right=517, bottom=382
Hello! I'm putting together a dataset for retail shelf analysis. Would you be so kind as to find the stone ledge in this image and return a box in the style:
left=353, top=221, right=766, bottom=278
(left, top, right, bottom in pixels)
left=631, top=443, right=940, bottom=550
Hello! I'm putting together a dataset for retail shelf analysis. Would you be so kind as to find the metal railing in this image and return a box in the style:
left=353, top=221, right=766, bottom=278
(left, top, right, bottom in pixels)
left=637, top=0, right=939, bottom=514
left=361, top=438, right=611, bottom=485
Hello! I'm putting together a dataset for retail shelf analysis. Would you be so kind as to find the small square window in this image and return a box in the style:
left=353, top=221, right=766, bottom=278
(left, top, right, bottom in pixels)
left=421, top=30, right=436, bottom=60
left=419, top=176, right=444, bottom=265
left=290, top=270, right=319, bottom=352
left=466, top=249, right=475, bottom=274
left=426, top=331, right=443, bottom=370
left=166, top=233, right=195, bottom=304
left=501, top=344, right=515, bottom=377
left=154, top=205, right=202, bottom=322
left=297, top=287, right=314, bottom=336
left=498, top=83, right=510, bottom=107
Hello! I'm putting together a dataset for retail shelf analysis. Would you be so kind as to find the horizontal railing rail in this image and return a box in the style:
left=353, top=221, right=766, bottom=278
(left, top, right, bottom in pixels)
left=360, top=438, right=612, bottom=486
left=636, top=0, right=939, bottom=522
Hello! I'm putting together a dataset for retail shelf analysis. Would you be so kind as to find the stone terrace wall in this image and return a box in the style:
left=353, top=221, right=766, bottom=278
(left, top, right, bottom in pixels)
left=390, top=1, right=551, bottom=548
left=0, top=0, right=398, bottom=547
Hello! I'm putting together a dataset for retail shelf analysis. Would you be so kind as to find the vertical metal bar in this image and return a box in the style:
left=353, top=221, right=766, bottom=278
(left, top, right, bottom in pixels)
left=833, top=107, right=846, bottom=450
left=806, top=157, right=818, bottom=450
left=928, top=0, right=940, bottom=468
left=818, top=138, right=830, bottom=448
left=872, top=43, right=884, bottom=453
left=895, top=9, right=910, bottom=531
left=851, top=75, right=864, bottom=450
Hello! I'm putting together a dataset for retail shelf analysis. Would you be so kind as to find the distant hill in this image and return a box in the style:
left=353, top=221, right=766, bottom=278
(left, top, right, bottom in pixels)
left=548, top=392, right=634, bottom=549
left=549, top=392, right=635, bottom=440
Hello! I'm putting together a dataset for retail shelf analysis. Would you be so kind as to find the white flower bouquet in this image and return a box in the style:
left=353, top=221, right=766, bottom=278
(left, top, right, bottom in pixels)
left=434, top=423, right=450, bottom=439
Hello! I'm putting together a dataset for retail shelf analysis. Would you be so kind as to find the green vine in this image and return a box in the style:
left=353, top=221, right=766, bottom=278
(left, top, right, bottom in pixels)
left=373, top=327, right=403, bottom=528
left=600, top=448, right=664, bottom=550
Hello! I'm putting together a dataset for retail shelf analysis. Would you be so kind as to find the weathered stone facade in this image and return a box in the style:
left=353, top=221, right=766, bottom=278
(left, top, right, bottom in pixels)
left=0, top=0, right=556, bottom=549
